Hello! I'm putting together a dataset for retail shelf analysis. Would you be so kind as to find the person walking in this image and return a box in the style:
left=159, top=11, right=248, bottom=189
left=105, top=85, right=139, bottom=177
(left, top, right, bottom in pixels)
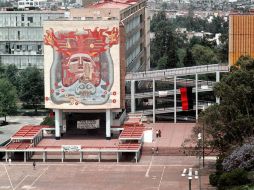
left=158, top=129, right=161, bottom=138
left=155, top=147, right=159, bottom=155
left=33, top=161, right=36, bottom=170
left=8, top=158, right=11, bottom=166
left=156, top=130, right=159, bottom=138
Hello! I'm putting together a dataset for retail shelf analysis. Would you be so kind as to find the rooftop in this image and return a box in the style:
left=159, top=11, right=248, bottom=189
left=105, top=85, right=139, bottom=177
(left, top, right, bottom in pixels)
left=87, top=0, right=139, bottom=10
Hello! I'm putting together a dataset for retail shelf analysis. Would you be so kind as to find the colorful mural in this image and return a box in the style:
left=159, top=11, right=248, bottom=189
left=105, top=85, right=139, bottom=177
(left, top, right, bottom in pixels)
left=44, top=21, right=120, bottom=109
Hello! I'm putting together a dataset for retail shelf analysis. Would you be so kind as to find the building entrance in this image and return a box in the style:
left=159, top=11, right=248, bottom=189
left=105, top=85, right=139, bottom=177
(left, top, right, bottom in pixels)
left=65, top=112, right=106, bottom=136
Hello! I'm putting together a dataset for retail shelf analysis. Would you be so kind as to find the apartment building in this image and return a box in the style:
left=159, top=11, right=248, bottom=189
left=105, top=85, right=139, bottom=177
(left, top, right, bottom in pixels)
left=0, top=11, right=64, bottom=69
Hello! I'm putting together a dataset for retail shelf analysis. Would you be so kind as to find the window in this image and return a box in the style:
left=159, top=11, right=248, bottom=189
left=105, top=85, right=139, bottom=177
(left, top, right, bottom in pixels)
left=140, top=14, right=143, bottom=23
left=28, top=17, right=33, bottom=23
left=17, top=31, right=20, bottom=40
left=21, top=14, right=25, bottom=22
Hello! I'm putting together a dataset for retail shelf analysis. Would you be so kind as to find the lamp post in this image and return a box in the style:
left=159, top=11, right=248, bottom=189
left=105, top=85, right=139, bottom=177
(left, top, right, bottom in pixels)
left=198, top=133, right=202, bottom=190
left=181, top=168, right=198, bottom=190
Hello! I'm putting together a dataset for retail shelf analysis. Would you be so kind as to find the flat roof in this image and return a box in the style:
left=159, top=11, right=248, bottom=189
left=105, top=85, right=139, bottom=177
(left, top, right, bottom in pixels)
left=119, top=124, right=144, bottom=140
left=0, top=142, right=141, bottom=152
left=87, top=0, right=138, bottom=10
left=11, top=125, right=53, bottom=140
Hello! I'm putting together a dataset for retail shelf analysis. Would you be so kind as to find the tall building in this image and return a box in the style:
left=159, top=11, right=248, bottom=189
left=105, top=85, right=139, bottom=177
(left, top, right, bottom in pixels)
left=0, top=11, right=64, bottom=69
left=43, top=0, right=150, bottom=139
left=229, top=14, right=254, bottom=65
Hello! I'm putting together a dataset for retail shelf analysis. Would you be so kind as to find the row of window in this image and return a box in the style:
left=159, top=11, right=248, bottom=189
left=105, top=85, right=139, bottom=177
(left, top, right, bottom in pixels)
left=0, top=28, right=42, bottom=41
left=1, top=55, right=43, bottom=69
left=0, top=13, right=63, bottom=27
left=126, top=31, right=140, bottom=50
left=126, top=45, right=141, bottom=66
left=0, top=42, right=42, bottom=55
left=125, top=16, right=140, bottom=33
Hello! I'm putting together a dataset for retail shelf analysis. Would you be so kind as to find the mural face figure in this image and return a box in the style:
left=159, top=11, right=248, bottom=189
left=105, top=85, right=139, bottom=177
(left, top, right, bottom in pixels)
left=44, top=27, right=119, bottom=106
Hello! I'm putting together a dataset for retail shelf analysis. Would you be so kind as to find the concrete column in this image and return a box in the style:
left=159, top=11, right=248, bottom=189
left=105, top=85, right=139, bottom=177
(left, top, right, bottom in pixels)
left=24, top=152, right=26, bottom=163
left=216, top=71, right=220, bottom=104
left=5, top=152, right=8, bottom=162
left=43, top=152, right=46, bottom=162
left=116, top=152, right=119, bottom=163
left=80, top=152, right=83, bottom=162
left=196, top=73, right=198, bottom=121
left=106, top=109, right=112, bottom=140
left=61, top=151, right=64, bottom=162
left=59, top=110, right=63, bottom=136
left=131, top=80, right=136, bottom=113
left=54, top=109, right=61, bottom=140
left=153, top=78, right=155, bottom=123
left=135, top=152, right=138, bottom=163
left=174, top=75, right=177, bottom=123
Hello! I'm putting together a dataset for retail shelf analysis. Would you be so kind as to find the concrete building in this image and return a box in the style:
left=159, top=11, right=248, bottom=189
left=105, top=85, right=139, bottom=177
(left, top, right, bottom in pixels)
left=229, top=14, right=254, bottom=65
left=43, top=0, right=150, bottom=139
left=0, top=11, right=64, bottom=69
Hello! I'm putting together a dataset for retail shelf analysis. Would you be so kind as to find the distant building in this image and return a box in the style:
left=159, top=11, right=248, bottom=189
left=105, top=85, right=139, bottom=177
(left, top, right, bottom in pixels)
left=229, top=14, right=254, bottom=65
left=0, top=11, right=64, bottom=69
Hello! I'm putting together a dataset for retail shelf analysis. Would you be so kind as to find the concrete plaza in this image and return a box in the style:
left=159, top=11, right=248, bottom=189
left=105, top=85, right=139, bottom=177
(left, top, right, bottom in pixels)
left=0, top=156, right=216, bottom=190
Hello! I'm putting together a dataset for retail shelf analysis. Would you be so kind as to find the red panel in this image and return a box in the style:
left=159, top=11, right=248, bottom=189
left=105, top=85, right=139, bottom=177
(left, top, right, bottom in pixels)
left=180, top=87, right=189, bottom=111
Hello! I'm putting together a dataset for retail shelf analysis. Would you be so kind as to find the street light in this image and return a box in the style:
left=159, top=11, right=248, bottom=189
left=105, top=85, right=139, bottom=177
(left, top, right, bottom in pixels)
left=181, top=168, right=198, bottom=190
left=198, top=133, right=202, bottom=190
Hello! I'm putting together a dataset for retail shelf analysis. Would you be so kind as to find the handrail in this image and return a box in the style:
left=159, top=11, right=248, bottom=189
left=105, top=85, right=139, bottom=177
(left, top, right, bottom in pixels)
left=125, top=64, right=229, bottom=81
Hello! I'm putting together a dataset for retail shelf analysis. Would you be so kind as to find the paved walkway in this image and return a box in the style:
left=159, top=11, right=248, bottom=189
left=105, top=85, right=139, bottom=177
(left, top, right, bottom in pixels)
left=0, top=156, right=216, bottom=190
left=144, top=122, right=195, bottom=148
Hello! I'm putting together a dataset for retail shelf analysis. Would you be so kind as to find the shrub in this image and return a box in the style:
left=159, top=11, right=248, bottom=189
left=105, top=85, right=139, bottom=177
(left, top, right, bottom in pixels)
left=40, top=116, right=55, bottom=126
left=218, top=168, right=250, bottom=188
left=222, top=144, right=254, bottom=172
left=209, top=173, right=220, bottom=186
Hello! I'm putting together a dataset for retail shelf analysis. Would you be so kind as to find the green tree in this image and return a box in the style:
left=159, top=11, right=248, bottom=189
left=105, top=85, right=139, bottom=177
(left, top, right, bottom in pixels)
left=183, top=48, right=196, bottom=67
left=150, top=11, right=167, bottom=32
left=5, top=64, right=19, bottom=90
left=157, top=56, right=168, bottom=69
left=0, top=78, right=17, bottom=122
left=190, top=56, right=254, bottom=157
left=191, top=44, right=219, bottom=65
left=19, top=67, right=44, bottom=113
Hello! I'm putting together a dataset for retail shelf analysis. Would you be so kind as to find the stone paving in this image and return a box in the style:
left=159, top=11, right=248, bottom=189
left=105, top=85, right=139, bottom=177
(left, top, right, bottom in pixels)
left=0, top=156, right=216, bottom=190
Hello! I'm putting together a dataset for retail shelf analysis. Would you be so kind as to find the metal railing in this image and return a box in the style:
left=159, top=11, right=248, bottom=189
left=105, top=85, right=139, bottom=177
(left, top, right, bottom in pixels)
left=126, top=64, right=229, bottom=81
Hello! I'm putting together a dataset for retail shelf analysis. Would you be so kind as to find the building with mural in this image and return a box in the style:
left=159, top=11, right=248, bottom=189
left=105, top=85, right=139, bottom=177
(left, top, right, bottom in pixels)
left=44, top=0, right=150, bottom=139
left=229, top=14, right=254, bottom=65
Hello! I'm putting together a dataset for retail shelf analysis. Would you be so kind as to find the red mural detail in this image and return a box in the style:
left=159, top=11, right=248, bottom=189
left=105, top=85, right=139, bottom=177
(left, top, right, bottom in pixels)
left=44, top=27, right=119, bottom=87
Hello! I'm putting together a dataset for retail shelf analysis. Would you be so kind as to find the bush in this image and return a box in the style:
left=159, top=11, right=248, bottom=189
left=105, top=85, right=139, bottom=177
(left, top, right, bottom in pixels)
left=209, top=173, right=220, bottom=186
left=218, top=168, right=250, bottom=188
left=40, top=116, right=54, bottom=126
left=222, top=144, right=254, bottom=172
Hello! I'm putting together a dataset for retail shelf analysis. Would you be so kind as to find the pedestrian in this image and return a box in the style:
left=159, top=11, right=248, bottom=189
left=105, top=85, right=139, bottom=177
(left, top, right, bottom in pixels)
left=33, top=161, right=36, bottom=170
left=156, top=130, right=159, bottom=138
left=151, top=147, right=155, bottom=155
left=155, top=147, right=159, bottom=155
left=158, top=129, right=161, bottom=138
left=8, top=158, right=11, bottom=166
